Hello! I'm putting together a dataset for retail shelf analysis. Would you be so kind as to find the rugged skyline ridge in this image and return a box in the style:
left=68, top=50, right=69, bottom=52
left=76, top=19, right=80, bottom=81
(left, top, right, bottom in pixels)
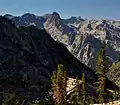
left=3, top=12, right=120, bottom=69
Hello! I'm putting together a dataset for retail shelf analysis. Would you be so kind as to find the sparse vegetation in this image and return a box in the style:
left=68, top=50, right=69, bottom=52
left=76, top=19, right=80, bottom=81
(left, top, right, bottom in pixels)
left=1, top=61, right=119, bottom=105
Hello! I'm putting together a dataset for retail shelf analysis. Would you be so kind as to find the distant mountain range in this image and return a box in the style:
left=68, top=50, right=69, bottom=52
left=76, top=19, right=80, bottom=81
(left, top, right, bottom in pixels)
left=3, top=12, right=120, bottom=70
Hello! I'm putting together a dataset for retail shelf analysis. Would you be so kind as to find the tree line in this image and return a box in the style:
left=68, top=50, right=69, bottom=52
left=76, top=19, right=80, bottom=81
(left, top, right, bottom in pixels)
left=0, top=46, right=119, bottom=105
left=50, top=45, right=119, bottom=105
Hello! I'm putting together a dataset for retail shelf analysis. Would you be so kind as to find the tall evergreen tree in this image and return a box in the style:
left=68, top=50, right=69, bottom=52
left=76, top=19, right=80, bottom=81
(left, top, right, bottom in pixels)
left=81, top=73, right=87, bottom=105
left=51, top=64, right=67, bottom=105
left=95, top=45, right=108, bottom=103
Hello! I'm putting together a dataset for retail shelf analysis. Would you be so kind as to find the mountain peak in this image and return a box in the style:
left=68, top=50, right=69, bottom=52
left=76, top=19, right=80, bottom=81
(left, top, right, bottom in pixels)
left=52, top=12, right=60, bottom=16
left=21, top=13, right=36, bottom=18
left=51, top=12, right=61, bottom=20
left=4, top=14, right=14, bottom=19
left=70, top=16, right=82, bottom=20
left=44, top=12, right=62, bottom=27
left=63, top=16, right=84, bottom=25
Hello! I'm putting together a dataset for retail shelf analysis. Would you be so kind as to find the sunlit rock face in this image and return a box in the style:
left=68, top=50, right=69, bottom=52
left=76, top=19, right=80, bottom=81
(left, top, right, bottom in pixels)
left=4, top=12, right=120, bottom=69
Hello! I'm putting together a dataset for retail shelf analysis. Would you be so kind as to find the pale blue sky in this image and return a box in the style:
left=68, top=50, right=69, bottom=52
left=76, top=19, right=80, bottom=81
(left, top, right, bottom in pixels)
left=0, top=0, right=120, bottom=20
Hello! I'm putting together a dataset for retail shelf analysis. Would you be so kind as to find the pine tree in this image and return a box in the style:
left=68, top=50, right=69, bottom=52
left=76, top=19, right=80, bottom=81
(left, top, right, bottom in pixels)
left=51, top=64, right=67, bottom=105
left=81, top=73, right=87, bottom=105
left=95, top=45, right=108, bottom=103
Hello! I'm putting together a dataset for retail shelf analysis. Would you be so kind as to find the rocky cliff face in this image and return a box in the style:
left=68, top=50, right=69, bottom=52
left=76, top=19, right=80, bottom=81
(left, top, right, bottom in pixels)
left=0, top=16, right=100, bottom=100
left=44, top=14, right=120, bottom=69
left=4, top=12, right=120, bottom=70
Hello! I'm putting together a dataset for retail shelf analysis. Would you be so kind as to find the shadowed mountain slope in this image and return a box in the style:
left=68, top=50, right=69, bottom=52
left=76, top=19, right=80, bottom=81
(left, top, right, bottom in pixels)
left=0, top=16, right=117, bottom=101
